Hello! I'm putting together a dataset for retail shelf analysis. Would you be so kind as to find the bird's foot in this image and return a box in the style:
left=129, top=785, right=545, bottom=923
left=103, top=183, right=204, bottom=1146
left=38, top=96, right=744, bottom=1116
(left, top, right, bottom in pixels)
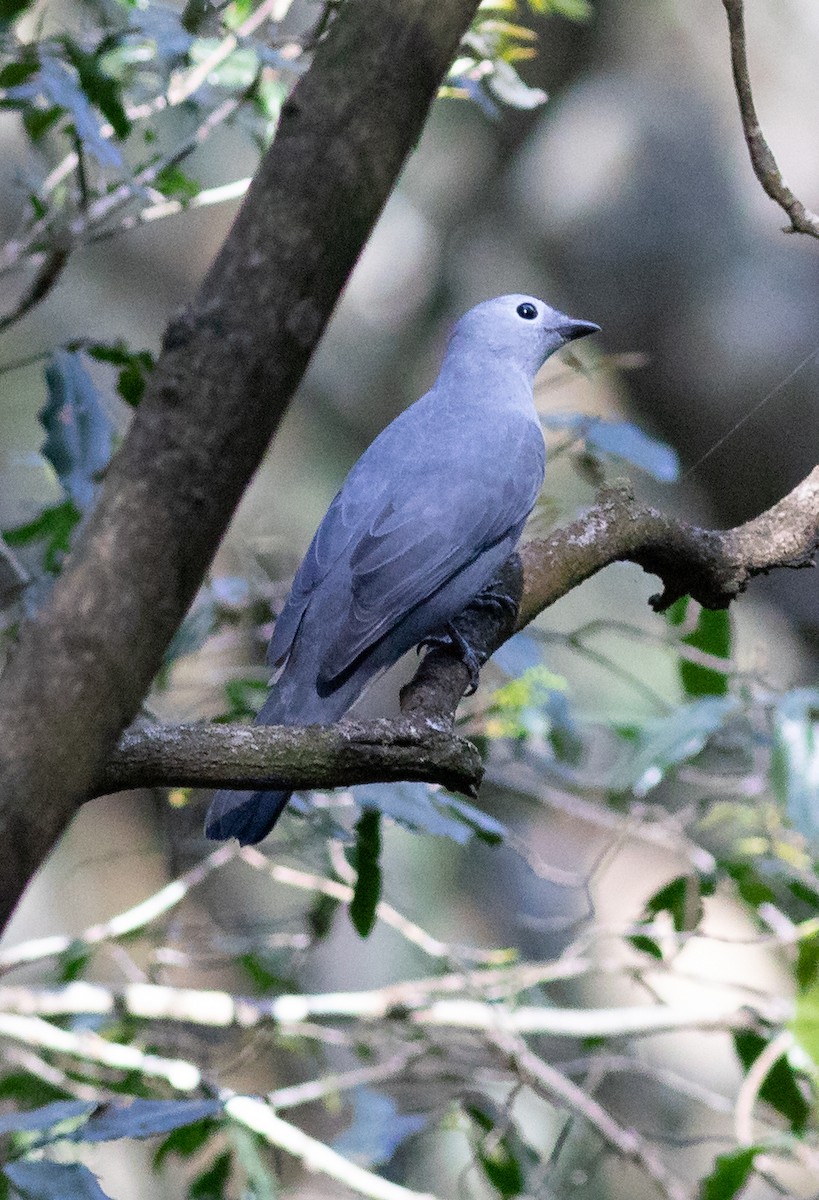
left=469, top=583, right=519, bottom=622
left=418, top=624, right=483, bottom=695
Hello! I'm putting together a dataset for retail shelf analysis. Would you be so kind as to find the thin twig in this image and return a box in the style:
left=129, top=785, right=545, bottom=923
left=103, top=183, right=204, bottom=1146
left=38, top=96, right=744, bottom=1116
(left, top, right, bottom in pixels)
left=734, top=1029, right=794, bottom=1145
left=722, top=0, right=819, bottom=239
left=0, top=844, right=235, bottom=975
left=0, top=1011, right=439, bottom=1200
left=239, top=846, right=500, bottom=963
left=485, top=1029, right=693, bottom=1200
left=0, top=979, right=785, bottom=1036
left=226, top=1095, right=439, bottom=1200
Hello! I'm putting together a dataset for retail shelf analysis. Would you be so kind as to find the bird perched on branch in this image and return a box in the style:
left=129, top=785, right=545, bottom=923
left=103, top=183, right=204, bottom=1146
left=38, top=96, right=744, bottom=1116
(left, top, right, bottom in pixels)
left=206, top=294, right=599, bottom=843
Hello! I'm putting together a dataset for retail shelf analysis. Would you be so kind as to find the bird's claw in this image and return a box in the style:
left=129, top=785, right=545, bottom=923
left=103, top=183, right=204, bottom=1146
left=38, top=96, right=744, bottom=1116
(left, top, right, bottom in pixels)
left=470, top=585, right=519, bottom=621
left=419, top=624, right=483, bottom=695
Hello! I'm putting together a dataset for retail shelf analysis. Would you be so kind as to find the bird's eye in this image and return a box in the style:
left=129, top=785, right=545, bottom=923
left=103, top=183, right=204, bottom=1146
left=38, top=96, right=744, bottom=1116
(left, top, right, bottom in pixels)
left=516, top=302, right=537, bottom=320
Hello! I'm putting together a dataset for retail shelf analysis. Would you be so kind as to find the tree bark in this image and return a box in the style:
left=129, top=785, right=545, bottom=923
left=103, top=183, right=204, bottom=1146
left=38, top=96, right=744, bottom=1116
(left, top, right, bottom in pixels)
left=0, top=0, right=482, bottom=933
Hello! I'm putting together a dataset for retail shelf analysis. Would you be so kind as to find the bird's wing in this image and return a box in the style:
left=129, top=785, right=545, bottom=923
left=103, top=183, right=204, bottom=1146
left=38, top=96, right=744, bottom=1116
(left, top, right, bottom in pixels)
left=317, top=422, right=545, bottom=686
left=266, top=488, right=359, bottom=666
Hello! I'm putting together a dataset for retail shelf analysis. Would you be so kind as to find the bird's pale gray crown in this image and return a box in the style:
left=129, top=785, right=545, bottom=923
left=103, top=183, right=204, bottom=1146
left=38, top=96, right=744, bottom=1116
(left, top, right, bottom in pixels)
left=446, top=293, right=600, bottom=381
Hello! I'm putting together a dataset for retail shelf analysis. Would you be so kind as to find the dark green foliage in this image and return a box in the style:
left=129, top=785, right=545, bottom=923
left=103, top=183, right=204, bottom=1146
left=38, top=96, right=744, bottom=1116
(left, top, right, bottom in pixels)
left=348, top=808, right=382, bottom=937
left=0, top=0, right=33, bottom=24
left=700, top=1146, right=760, bottom=1200
left=733, top=1032, right=809, bottom=1133
left=61, top=38, right=131, bottom=140
left=4, top=500, right=82, bottom=574
left=57, top=941, right=92, bottom=983
left=189, top=1150, right=232, bottom=1199
left=153, top=165, right=201, bottom=202
left=85, top=341, right=156, bottom=408
left=667, top=598, right=731, bottom=697
left=465, top=1104, right=538, bottom=1199
left=306, top=891, right=340, bottom=940
left=153, top=1118, right=220, bottom=1168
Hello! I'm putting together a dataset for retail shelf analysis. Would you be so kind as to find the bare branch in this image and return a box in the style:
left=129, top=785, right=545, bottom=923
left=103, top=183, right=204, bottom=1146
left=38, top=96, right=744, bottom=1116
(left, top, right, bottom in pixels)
left=400, top=468, right=819, bottom=720
left=95, top=717, right=482, bottom=799
left=0, top=978, right=784, bottom=1036
left=722, top=0, right=819, bottom=239
left=485, top=1028, right=693, bottom=1200
left=54, top=467, right=817, bottom=804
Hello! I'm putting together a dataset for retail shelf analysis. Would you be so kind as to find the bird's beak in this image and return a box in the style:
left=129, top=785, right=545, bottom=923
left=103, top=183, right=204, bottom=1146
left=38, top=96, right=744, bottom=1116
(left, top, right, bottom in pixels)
left=556, top=317, right=601, bottom=343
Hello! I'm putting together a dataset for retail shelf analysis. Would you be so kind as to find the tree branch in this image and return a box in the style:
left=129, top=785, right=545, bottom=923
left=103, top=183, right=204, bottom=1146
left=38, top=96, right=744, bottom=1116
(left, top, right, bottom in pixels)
left=76, top=467, right=818, bottom=802
left=96, top=718, right=482, bottom=798
left=722, top=0, right=819, bottom=239
left=0, top=0, right=483, bottom=935
left=400, top=467, right=819, bottom=720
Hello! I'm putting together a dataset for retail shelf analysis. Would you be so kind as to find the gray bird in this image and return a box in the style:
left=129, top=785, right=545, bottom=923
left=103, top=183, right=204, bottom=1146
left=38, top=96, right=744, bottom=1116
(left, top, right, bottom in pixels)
left=206, top=295, right=599, bottom=843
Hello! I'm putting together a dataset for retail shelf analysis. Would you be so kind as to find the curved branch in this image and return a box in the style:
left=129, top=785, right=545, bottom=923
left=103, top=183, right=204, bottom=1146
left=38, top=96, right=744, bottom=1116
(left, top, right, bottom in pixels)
left=722, top=0, right=819, bottom=239
left=400, top=466, right=819, bottom=719
left=96, top=718, right=482, bottom=798
left=88, top=467, right=818, bottom=799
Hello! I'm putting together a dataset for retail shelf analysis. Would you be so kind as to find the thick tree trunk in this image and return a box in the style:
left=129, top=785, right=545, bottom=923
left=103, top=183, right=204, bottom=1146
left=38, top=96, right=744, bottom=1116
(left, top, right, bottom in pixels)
left=0, top=0, right=481, bottom=932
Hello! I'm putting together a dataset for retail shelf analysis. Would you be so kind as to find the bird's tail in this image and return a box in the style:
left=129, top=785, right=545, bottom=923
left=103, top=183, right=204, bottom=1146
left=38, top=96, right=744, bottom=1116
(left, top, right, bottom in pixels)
left=204, top=785, right=290, bottom=845
left=204, top=660, right=356, bottom=845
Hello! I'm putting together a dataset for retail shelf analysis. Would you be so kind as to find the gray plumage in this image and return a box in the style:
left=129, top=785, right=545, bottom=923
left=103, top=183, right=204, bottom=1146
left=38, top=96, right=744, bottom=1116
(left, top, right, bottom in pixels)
left=205, top=294, right=599, bottom=844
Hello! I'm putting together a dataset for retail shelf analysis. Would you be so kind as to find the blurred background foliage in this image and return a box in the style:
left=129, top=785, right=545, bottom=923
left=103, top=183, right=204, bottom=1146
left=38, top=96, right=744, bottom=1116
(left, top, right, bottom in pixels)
left=1, top=0, right=818, bottom=1197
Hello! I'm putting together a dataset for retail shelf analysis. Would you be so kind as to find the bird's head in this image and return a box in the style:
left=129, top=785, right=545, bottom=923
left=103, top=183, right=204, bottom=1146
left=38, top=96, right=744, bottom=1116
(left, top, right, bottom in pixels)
left=452, top=294, right=600, bottom=378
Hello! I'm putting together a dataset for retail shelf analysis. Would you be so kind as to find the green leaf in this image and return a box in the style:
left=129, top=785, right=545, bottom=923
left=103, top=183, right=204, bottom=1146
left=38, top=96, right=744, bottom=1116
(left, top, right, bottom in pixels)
left=791, top=983, right=819, bottom=1074
left=348, top=809, right=382, bottom=938
left=238, top=953, right=296, bottom=995
left=665, top=596, right=689, bottom=626
left=527, top=0, right=592, bottom=18
left=0, top=1072, right=71, bottom=1107
left=679, top=606, right=731, bottom=698
left=190, top=1150, right=232, bottom=1198
left=0, top=0, right=32, bottom=25
left=62, top=38, right=130, bottom=139
left=153, top=1118, right=219, bottom=1168
left=215, top=678, right=268, bottom=722
left=796, top=933, right=819, bottom=991
left=306, top=892, right=340, bottom=940
left=627, top=933, right=663, bottom=959
left=700, top=1146, right=760, bottom=1200
left=22, top=106, right=63, bottom=141
left=733, top=1032, right=809, bottom=1132
left=153, top=165, right=201, bottom=202
left=645, top=875, right=703, bottom=933
left=465, top=1105, right=535, bottom=1199
left=4, top=500, right=82, bottom=574
left=721, top=861, right=777, bottom=908
left=84, top=340, right=155, bottom=408
left=0, top=60, right=38, bottom=87
left=57, top=941, right=91, bottom=982
left=229, top=1125, right=277, bottom=1199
